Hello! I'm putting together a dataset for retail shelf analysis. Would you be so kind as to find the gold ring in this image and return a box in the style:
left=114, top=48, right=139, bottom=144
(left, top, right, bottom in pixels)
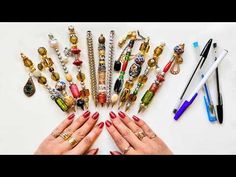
left=59, top=132, right=71, bottom=141
left=150, top=134, right=157, bottom=139
left=67, top=136, right=78, bottom=147
left=123, top=145, right=131, bottom=154
left=135, top=131, right=146, bottom=141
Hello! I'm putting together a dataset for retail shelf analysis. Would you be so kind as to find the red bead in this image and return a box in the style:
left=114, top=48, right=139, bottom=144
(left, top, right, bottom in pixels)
left=163, top=61, right=173, bottom=73
left=73, top=59, right=83, bottom=66
left=71, top=47, right=81, bottom=54
left=149, top=83, right=159, bottom=93
left=69, top=84, right=80, bottom=98
left=122, top=61, right=128, bottom=71
left=156, top=74, right=165, bottom=82
left=98, top=92, right=106, bottom=104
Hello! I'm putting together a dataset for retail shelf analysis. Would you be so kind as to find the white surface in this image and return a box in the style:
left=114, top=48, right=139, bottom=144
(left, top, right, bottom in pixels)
left=0, top=22, right=235, bottom=154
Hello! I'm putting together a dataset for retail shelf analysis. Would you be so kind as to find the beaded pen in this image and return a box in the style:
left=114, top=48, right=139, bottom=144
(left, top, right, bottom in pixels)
left=106, top=30, right=115, bottom=107
left=48, top=34, right=79, bottom=110
left=97, top=34, right=107, bottom=106
left=86, top=31, right=98, bottom=107
left=64, top=26, right=90, bottom=110
left=118, top=37, right=150, bottom=109
left=125, top=43, right=165, bottom=111
left=20, top=53, right=69, bottom=112
left=138, top=43, right=185, bottom=113
left=111, top=31, right=145, bottom=107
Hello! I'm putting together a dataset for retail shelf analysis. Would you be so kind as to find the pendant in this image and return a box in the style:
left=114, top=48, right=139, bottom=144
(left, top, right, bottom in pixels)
left=23, top=76, right=35, bottom=97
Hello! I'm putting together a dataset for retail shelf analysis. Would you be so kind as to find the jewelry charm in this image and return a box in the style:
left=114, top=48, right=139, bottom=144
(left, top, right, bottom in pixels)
left=106, top=30, right=115, bottom=107
left=138, top=43, right=185, bottom=113
left=170, top=45, right=184, bottom=75
left=118, top=37, right=150, bottom=109
left=23, top=75, right=36, bottom=97
left=86, top=31, right=98, bottom=107
left=97, top=34, right=107, bottom=106
left=48, top=34, right=77, bottom=109
left=20, top=53, right=69, bottom=112
left=64, top=26, right=90, bottom=110
left=111, top=31, right=146, bottom=107
left=125, top=43, right=165, bottom=111
left=37, top=47, right=60, bottom=81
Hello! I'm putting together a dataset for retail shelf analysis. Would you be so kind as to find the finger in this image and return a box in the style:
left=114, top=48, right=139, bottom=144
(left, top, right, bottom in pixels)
left=132, top=115, right=159, bottom=142
left=86, top=148, right=99, bottom=155
left=110, top=111, right=143, bottom=149
left=105, top=120, right=136, bottom=155
left=48, top=113, right=75, bottom=141
left=66, top=121, right=104, bottom=155
left=55, top=110, right=91, bottom=143
left=118, top=111, right=144, bottom=135
left=110, top=151, right=122, bottom=155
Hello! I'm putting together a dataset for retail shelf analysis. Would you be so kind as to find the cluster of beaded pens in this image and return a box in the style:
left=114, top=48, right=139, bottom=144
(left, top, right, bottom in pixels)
left=138, top=43, right=185, bottom=113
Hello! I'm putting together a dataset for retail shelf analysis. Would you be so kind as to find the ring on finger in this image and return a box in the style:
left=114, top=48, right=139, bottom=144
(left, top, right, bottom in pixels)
left=150, top=134, right=157, bottom=139
left=135, top=131, right=146, bottom=141
left=59, top=132, right=71, bottom=141
left=67, top=136, right=78, bottom=147
left=123, top=145, right=131, bottom=154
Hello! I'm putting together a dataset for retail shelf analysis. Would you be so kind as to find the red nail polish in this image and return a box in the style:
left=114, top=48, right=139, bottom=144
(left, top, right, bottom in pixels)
left=105, top=120, right=112, bottom=127
left=118, top=111, right=126, bottom=119
left=93, top=148, right=99, bottom=155
left=132, top=115, right=140, bottom=121
left=67, top=113, right=75, bottom=120
left=109, top=111, right=116, bottom=119
left=92, top=112, right=99, bottom=119
left=110, top=151, right=115, bottom=155
left=98, top=122, right=104, bottom=129
left=83, top=110, right=90, bottom=118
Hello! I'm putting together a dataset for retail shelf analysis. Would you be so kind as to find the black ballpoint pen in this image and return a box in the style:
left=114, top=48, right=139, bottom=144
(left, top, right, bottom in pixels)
left=173, top=39, right=213, bottom=113
left=213, top=43, right=223, bottom=124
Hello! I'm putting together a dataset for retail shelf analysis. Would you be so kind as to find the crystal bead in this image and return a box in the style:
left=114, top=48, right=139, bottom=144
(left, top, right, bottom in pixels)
left=38, top=47, right=47, bottom=56
left=125, top=80, right=133, bottom=89
left=51, top=72, right=60, bottom=81
left=138, top=75, right=148, bottom=84
left=70, top=35, right=78, bottom=44
left=38, top=76, right=47, bottom=85
left=76, top=72, right=85, bottom=82
left=23, top=58, right=33, bottom=67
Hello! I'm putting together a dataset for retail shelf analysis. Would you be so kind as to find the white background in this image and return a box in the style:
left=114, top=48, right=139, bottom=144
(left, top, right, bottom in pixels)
left=0, top=22, right=235, bottom=154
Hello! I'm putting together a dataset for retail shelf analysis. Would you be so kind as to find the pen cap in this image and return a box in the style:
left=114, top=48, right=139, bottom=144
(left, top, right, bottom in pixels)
left=200, top=39, right=213, bottom=58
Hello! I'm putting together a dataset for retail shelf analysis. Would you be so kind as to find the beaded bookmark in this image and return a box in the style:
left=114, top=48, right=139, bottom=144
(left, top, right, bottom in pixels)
left=48, top=34, right=80, bottom=110
left=64, top=26, right=90, bottom=110
left=97, top=34, right=107, bottom=106
left=118, top=37, right=150, bottom=109
left=20, top=53, right=69, bottom=112
left=106, top=30, right=115, bottom=107
left=138, top=43, right=185, bottom=113
left=111, top=31, right=145, bottom=107
left=125, top=43, right=165, bottom=111
left=86, top=31, right=98, bottom=107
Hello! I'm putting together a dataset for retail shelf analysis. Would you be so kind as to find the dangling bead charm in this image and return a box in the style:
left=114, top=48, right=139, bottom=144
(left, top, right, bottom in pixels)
left=23, top=76, right=36, bottom=97
left=170, top=44, right=185, bottom=75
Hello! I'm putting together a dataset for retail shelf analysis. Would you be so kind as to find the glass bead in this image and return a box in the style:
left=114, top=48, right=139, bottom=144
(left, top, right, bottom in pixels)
left=125, top=80, right=133, bottom=89
left=23, top=59, right=33, bottom=67
left=55, top=81, right=66, bottom=91
left=38, top=76, right=47, bottom=85
left=70, top=35, right=78, bottom=44
left=55, top=97, right=68, bottom=112
left=64, top=95, right=75, bottom=108
left=37, top=63, right=43, bottom=70
left=76, top=72, right=85, bottom=82
left=141, top=90, right=154, bottom=106
left=32, top=70, right=41, bottom=78
left=128, top=94, right=137, bottom=102
left=120, top=89, right=130, bottom=102
left=49, top=67, right=54, bottom=72
left=77, top=99, right=85, bottom=110
left=114, top=60, right=121, bottom=71
left=38, top=47, right=47, bottom=56
left=23, top=77, right=35, bottom=97
left=138, top=75, right=148, bottom=84
left=114, top=78, right=123, bottom=93
left=66, top=73, right=73, bottom=82
left=98, top=35, right=105, bottom=44
left=80, top=89, right=90, bottom=98
left=147, top=58, right=157, bottom=67
left=51, top=72, right=60, bottom=81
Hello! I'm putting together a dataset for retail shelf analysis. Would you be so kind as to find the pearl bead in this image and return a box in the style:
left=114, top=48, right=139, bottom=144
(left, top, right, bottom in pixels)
left=32, top=70, right=42, bottom=78
left=49, top=39, right=59, bottom=49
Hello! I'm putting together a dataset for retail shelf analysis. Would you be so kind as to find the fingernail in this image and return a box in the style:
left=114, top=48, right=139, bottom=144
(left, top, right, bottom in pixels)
left=109, top=111, right=116, bottom=119
left=67, top=113, right=75, bottom=120
left=98, top=122, right=104, bottom=129
left=92, top=112, right=99, bottom=119
left=118, top=111, right=126, bottom=119
left=132, top=115, right=140, bottom=121
left=83, top=110, right=90, bottom=118
left=110, top=151, right=122, bottom=155
left=110, top=151, right=115, bottom=155
left=105, top=120, right=112, bottom=127
left=93, top=148, right=99, bottom=155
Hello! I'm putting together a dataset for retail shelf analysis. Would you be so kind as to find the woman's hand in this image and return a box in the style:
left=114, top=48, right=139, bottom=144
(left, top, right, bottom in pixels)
left=35, top=111, right=104, bottom=155
left=106, top=111, right=172, bottom=155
